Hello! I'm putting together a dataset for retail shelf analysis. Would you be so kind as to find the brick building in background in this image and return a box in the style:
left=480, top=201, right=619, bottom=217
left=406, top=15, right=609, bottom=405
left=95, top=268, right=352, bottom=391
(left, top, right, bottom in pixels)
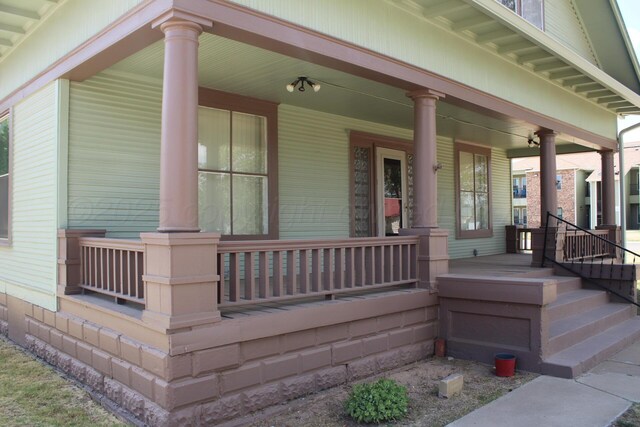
left=512, top=147, right=640, bottom=230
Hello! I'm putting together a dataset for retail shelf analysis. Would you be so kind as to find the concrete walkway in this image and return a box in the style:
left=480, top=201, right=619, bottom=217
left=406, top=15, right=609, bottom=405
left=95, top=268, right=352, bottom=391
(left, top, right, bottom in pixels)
left=448, top=341, right=640, bottom=427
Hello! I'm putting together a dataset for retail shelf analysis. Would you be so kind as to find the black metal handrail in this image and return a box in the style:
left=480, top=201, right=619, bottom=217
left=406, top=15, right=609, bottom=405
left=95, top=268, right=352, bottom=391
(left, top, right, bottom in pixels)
left=543, top=211, right=640, bottom=308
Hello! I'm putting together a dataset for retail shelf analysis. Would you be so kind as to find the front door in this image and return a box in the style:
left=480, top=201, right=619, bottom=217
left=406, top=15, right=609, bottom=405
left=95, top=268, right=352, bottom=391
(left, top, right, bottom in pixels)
left=376, top=148, right=407, bottom=236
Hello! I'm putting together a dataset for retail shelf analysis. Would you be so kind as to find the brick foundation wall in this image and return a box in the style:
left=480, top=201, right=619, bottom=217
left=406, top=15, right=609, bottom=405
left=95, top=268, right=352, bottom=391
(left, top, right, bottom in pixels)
left=526, top=169, right=576, bottom=228
left=0, top=291, right=437, bottom=426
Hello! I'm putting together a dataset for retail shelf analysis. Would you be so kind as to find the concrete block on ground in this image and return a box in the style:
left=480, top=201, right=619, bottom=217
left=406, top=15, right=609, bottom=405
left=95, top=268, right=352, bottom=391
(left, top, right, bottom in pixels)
left=438, top=373, right=463, bottom=398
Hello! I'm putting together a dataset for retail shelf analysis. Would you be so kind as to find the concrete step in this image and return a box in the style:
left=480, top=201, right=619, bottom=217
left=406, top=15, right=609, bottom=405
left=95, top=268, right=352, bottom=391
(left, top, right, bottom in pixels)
left=514, top=268, right=555, bottom=278
left=542, top=316, right=640, bottom=378
left=546, top=289, right=609, bottom=323
left=547, top=303, right=634, bottom=355
left=547, top=276, right=583, bottom=294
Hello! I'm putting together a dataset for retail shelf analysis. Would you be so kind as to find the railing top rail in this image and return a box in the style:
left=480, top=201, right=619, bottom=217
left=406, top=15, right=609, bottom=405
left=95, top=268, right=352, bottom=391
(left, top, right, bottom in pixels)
left=218, top=236, right=420, bottom=253
left=547, top=212, right=640, bottom=259
left=78, top=237, right=144, bottom=252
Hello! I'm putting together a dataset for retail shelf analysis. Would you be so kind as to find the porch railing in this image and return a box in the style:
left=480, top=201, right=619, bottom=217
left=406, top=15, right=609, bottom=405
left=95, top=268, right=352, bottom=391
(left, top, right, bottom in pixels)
left=563, top=229, right=611, bottom=261
left=217, top=236, right=419, bottom=308
left=78, top=237, right=145, bottom=304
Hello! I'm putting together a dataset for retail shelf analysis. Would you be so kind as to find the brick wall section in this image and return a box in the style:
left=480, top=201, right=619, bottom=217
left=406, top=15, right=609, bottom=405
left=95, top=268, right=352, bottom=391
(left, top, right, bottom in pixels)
left=0, top=293, right=437, bottom=426
left=526, top=169, right=576, bottom=228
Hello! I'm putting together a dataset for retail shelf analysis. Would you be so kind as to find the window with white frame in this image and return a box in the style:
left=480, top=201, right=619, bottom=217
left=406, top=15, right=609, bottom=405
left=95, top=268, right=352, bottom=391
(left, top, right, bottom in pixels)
left=497, top=0, right=544, bottom=30
left=196, top=91, right=277, bottom=239
left=0, top=113, right=8, bottom=241
left=456, top=142, right=492, bottom=238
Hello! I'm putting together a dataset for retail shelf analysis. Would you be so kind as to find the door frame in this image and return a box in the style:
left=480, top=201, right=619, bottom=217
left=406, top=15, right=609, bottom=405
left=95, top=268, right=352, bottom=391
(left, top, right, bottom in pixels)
left=375, top=147, right=408, bottom=237
left=349, top=131, right=413, bottom=237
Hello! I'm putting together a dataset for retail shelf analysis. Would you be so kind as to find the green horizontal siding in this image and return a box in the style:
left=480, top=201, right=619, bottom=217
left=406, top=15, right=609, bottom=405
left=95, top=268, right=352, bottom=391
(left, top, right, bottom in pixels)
left=544, top=0, right=598, bottom=65
left=279, top=104, right=511, bottom=258
left=0, top=0, right=143, bottom=101
left=68, top=72, right=161, bottom=238
left=0, top=82, right=59, bottom=310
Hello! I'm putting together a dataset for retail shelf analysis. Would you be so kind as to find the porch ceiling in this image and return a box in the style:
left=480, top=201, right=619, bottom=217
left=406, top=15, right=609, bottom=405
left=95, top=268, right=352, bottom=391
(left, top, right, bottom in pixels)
left=391, top=0, right=640, bottom=116
left=0, top=0, right=63, bottom=62
left=109, top=33, right=584, bottom=153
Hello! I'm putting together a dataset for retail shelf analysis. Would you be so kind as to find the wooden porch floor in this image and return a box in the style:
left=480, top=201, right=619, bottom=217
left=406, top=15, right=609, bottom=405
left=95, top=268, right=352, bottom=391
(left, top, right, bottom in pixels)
left=448, top=253, right=539, bottom=277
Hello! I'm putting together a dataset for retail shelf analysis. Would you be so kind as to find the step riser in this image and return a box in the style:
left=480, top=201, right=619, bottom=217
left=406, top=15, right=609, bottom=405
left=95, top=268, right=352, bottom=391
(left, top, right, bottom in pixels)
left=515, top=268, right=555, bottom=278
left=547, top=306, right=635, bottom=355
left=555, top=278, right=583, bottom=294
left=547, top=292, right=609, bottom=323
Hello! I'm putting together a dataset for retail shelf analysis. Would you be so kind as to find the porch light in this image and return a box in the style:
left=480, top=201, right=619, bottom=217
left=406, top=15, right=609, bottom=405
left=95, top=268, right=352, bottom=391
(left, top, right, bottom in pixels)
left=286, top=77, right=321, bottom=93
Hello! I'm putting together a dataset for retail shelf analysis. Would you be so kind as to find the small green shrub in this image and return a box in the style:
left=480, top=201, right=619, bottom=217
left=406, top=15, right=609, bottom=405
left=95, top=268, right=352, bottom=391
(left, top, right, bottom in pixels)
left=344, top=378, right=409, bottom=424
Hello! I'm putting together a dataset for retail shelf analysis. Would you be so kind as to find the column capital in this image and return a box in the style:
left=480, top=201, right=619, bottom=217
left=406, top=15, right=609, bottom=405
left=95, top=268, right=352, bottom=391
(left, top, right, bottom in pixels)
left=598, top=149, right=615, bottom=155
left=152, top=9, right=212, bottom=31
left=534, top=129, right=557, bottom=139
left=406, top=88, right=445, bottom=101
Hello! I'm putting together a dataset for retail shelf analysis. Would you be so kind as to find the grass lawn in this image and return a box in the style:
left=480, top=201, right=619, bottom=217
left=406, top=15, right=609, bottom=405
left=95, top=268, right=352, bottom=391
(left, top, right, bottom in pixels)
left=0, top=337, right=125, bottom=427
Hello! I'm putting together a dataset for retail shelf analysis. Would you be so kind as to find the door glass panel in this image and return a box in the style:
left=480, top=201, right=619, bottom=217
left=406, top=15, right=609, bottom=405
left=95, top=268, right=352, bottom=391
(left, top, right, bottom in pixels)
left=353, top=146, right=372, bottom=237
left=383, top=158, right=403, bottom=236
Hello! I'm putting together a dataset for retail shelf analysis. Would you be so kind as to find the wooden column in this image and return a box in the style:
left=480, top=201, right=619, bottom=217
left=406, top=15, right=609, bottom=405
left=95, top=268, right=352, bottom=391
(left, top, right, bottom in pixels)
left=600, top=150, right=616, bottom=226
left=407, top=89, right=444, bottom=228
left=157, top=19, right=202, bottom=232
left=537, top=130, right=557, bottom=226
left=401, top=89, right=448, bottom=292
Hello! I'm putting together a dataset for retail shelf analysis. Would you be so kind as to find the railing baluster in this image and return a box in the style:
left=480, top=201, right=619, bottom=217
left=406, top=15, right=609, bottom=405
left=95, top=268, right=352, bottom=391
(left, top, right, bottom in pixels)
left=385, top=244, right=393, bottom=282
left=366, top=246, right=375, bottom=286
left=273, top=251, right=283, bottom=297
left=300, top=249, right=309, bottom=294
left=334, top=247, right=344, bottom=290
left=244, top=252, right=255, bottom=301
left=229, top=253, right=240, bottom=302
left=311, top=249, right=321, bottom=292
left=323, top=248, right=334, bottom=295
left=354, top=246, right=364, bottom=287
left=393, top=244, right=401, bottom=281
left=286, top=250, right=296, bottom=295
left=259, top=251, right=268, bottom=298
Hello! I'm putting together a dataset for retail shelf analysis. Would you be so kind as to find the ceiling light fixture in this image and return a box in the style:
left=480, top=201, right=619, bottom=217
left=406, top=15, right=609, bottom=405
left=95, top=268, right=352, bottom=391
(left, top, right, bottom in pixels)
left=286, top=76, right=321, bottom=93
left=527, top=136, right=539, bottom=147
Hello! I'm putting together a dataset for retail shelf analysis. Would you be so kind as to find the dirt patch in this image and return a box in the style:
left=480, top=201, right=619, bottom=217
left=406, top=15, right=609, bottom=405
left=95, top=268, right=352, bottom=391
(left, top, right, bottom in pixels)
left=248, top=357, right=537, bottom=427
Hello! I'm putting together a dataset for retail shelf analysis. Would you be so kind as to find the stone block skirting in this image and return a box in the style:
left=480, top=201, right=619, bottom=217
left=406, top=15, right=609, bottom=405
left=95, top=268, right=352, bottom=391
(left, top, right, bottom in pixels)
left=0, top=289, right=437, bottom=426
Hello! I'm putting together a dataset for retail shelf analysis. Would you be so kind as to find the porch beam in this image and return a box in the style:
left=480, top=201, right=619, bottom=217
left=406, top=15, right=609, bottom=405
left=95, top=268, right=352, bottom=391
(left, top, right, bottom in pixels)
left=156, top=17, right=203, bottom=232
left=600, top=150, right=616, bottom=226
left=537, top=129, right=557, bottom=226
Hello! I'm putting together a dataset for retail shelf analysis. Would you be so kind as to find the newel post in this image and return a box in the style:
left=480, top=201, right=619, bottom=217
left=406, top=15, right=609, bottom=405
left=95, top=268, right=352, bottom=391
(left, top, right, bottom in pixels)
left=400, top=89, right=449, bottom=292
left=57, top=229, right=106, bottom=295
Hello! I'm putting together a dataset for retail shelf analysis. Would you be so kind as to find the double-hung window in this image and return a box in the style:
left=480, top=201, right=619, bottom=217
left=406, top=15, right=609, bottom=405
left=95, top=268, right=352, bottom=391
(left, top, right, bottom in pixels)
left=0, top=113, right=9, bottom=242
left=197, top=89, right=278, bottom=239
left=456, top=142, right=492, bottom=238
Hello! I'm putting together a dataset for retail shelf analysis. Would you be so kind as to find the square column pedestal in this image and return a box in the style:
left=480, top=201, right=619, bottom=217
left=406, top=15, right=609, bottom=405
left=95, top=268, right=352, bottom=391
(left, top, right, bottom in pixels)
left=140, top=232, right=222, bottom=331
left=400, top=228, right=449, bottom=292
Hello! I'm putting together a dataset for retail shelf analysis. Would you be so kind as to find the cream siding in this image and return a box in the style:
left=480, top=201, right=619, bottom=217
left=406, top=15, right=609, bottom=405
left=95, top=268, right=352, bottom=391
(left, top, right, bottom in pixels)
left=0, top=82, right=60, bottom=310
left=68, top=72, right=161, bottom=238
left=228, top=0, right=615, bottom=140
left=543, top=0, right=598, bottom=66
left=0, top=0, right=143, bottom=101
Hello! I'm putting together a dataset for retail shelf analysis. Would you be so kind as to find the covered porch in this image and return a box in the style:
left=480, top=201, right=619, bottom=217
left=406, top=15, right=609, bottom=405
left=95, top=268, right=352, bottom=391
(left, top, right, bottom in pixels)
left=43, top=2, right=633, bottom=424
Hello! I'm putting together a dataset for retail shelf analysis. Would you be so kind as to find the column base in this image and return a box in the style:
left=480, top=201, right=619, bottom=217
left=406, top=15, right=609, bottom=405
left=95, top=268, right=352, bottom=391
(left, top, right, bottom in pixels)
left=399, top=227, right=449, bottom=293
